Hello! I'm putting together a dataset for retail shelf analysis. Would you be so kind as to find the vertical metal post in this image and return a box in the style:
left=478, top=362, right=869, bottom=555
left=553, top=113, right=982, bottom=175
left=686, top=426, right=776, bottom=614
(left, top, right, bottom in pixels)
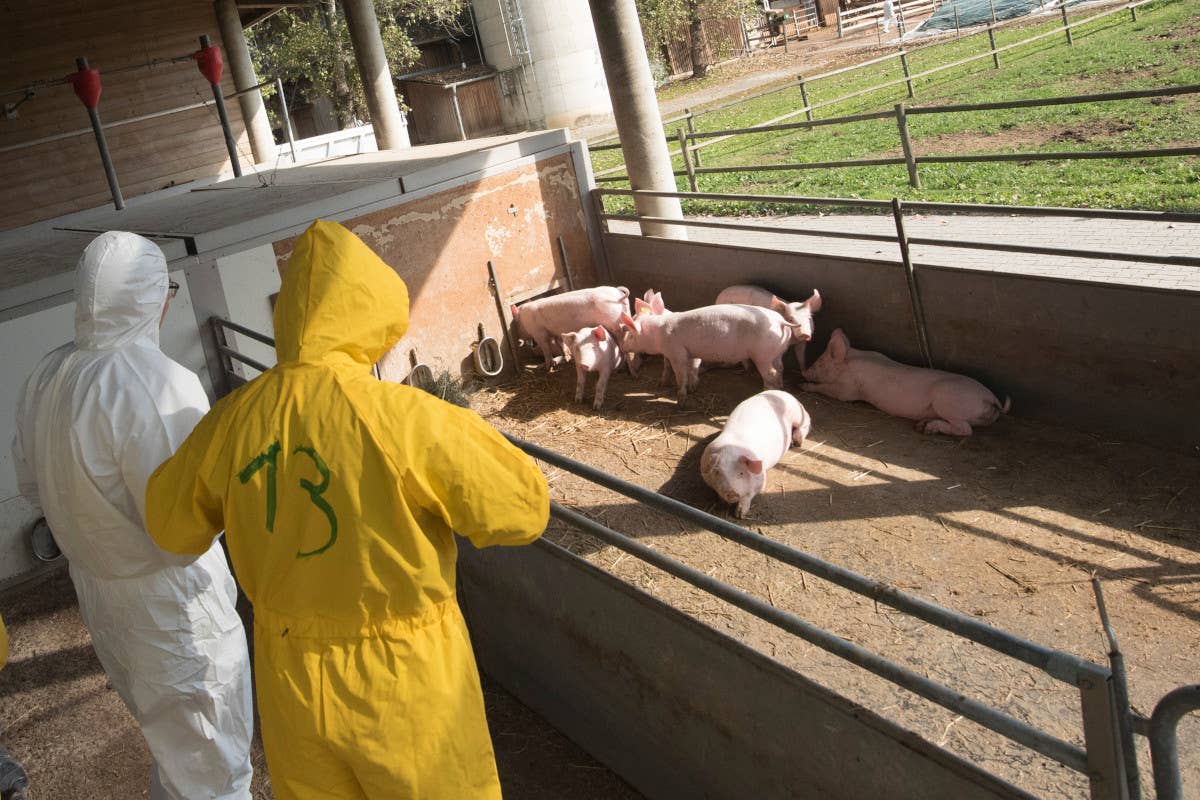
left=988, top=0, right=1000, bottom=68
left=488, top=260, right=523, bottom=374
left=836, top=7, right=844, bottom=37
left=451, top=84, right=467, bottom=141
left=896, top=103, right=920, bottom=188
left=783, top=14, right=790, bottom=52
left=1128, top=0, right=1137, bottom=21
left=899, top=50, right=914, bottom=98
left=1092, top=579, right=1140, bottom=800
left=591, top=188, right=609, bottom=234
left=200, top=35, right=242, bottom=177
left=677, top=128, right=697, bottom=192
left=556, top=235, right=576, bottom=291
left=798, top=76, right=813, bottom=121
left=890, top=198, right=933, bottom=369
left=1061, top=3, right=1073, bottom=45
left=275, top=77, right=298, bottom=163
left=953, top=2, right=961, bottom=34
left=75, top=57, right=124, bottom=211
left=1150, top=686, right=1200, bottom=800
left=686, top=110, right=702, bottom=165
left=1079, top=675, right=1130, bottom=800
left=896, top=0, right=907, bottom=35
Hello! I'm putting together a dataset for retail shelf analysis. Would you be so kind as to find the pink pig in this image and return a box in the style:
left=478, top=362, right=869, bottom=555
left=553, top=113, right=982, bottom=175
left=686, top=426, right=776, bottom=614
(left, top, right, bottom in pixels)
left=801, top=329, right=1011, bottom=436
left=561, top=325, right=624, bottom=410
left=511, top=286, right=631, bottom=369
left=617, top=304, right=796, bottom=404
left=715, top=284, right=822, bottom=368
left=701, top=390, right=812, bottom=517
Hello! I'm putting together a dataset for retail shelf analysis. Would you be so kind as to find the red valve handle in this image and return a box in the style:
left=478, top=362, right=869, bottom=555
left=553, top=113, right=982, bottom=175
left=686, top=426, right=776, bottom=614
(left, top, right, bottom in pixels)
left=67, top=67, right=102, bottom=109
left=193, top=44, right=224, bottom=85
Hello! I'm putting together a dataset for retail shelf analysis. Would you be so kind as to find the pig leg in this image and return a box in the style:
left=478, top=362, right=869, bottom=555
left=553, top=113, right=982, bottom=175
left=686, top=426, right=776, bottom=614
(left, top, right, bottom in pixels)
left=688, top=358, right=702, bottom=389
left=532, top=331, right=557, bottom=369
left=573, top=362, right=587, bottom=403
left=752, top=356, right=783, bottom=390
left=917, top=418, right=974, bottom=437
left=593, top=368, right=611, bottom=410
left=792, top=341, right=807, bottom=371
left=659, top=357, right=674, bottom=387
left=666, top=352, right=692, bottom=403
left=735, top=493, right=754, bottom=518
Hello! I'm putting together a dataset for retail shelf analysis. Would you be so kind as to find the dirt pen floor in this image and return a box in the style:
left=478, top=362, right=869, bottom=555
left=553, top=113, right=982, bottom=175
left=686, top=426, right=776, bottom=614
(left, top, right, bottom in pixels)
left=476, top=361, right=1200, bottom=799
left=0, top=570, right=642, bottom=799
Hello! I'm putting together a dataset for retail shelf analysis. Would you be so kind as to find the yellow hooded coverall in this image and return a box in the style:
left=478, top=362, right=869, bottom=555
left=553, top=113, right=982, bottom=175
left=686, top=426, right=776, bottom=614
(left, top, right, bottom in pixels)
left=144, top=220, right=550, bottom=799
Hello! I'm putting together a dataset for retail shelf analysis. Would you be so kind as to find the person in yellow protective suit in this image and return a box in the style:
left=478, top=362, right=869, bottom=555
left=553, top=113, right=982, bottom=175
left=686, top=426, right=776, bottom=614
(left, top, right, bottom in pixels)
left=0, top=614, right=31, bottom=800
left=145, top=219, right=550, bottom=800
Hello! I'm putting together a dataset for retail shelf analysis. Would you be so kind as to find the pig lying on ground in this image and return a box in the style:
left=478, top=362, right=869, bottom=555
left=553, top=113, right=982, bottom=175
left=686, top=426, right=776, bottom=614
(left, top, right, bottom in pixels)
left=511, top=286, right=631, bottom=369
left=617, top=305, right=796, bottom=404
left=561, top=326, right=623, bottom=410
left=701, top=390, right=812, bottom=517
left=801, top=329, right=1011, bottom=436
left=715, top=284, right=822, bottom=368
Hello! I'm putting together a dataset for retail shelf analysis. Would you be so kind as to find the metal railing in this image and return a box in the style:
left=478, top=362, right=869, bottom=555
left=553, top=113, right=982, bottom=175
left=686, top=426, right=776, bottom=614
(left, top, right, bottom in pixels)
left=599, top=82, right=1200, bottom=189
left=591, top=0, right=1157, bottom=175
left=208, top=311, right=1197, bottom=797
left=508, top=435, right=1129, bottom=796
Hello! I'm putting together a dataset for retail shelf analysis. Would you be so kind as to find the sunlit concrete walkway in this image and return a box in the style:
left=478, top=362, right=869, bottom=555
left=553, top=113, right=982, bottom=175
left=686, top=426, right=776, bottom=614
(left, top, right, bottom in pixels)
left=610, top=212, right=1200, bottom=291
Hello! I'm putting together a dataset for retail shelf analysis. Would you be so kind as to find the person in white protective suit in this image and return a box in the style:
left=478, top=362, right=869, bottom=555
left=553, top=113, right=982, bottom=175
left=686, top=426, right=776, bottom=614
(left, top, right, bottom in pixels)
left=11, top=231, right=254, bottom=800
left=881, top=0, right=897, bottom=34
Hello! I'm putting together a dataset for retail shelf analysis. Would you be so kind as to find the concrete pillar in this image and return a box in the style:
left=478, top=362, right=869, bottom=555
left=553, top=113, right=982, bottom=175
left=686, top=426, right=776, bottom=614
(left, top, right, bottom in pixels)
left=342, top=0, right=407, bottom=150
left=587, top=0, right=685, bottom=238
left=214, top=0, right=276, bottom=164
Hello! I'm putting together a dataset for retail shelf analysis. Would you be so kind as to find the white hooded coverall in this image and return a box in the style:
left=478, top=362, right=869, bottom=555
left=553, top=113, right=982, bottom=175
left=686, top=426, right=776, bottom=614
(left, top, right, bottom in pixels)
left=11, top=232, right=254, bottom=800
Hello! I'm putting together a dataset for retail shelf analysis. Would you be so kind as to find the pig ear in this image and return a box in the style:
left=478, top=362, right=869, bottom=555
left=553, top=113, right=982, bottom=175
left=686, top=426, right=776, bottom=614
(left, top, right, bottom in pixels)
left=634, top=298, right=651, bottom=314
left=651, top=292, right=665, bottom=314
left=805, top=289, right=822, bottom=312
left=770, top=295, right=787, bottom=312
left=619, top=311, right=637, bottom=331
left=510, top=304, right=519, bottom=319
left=643, top=288, right=656, bottom=303
left=829, top=329, right=849, bottom=361
left=740, top=456, right=764, bottom=475
left=593, top=326, right=607, bottom=340
left=561, top=332, right=576, bottom=349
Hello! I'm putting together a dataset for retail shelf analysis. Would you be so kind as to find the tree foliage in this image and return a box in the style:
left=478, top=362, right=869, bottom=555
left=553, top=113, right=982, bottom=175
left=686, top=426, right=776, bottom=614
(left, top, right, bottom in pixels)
left=249, top=0, right=468, bottom=127
left=636, top=0, right=756, bottom=78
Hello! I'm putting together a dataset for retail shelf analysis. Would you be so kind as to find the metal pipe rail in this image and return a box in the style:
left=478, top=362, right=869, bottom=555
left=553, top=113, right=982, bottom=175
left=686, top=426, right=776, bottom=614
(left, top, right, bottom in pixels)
left=511, top=435, right=1109, bottom=686
left=548, top=500, right=1090, bottom=773
left=594, top=187, right=1200, bottom=224
left=1149, top=685, right=1200, bottom=800
left=601, top=212, right=1200, bottom=269
left=0, top=78, right=284, bottom=156
left=214, top=317, right=276, bottom=347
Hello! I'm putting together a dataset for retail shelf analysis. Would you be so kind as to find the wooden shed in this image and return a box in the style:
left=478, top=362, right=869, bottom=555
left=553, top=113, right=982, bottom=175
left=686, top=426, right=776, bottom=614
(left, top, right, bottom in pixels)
left=400, top=64, right=505, bottom=145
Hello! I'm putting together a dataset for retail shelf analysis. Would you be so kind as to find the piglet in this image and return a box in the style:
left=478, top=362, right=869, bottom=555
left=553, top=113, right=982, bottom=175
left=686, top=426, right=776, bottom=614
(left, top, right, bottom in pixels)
left=617, top=305, right=797, bottom=404
left=511, top=286, right=631, bottom=369
left=701, top=390, right=812, bottom=517
left=801, top=329, right=1010, bottom=436
left=716, top=284, right=822, bottom=368
left=561, top=326, right=623, bottom=410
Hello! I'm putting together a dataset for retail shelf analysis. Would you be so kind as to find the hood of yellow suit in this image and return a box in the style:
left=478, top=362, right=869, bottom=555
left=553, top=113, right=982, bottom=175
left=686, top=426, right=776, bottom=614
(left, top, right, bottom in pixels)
left=274, top=219, right=409, bottom=367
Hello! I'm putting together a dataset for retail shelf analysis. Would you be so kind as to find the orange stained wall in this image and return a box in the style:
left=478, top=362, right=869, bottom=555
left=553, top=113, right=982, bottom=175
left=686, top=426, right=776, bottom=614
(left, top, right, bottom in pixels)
left=272, top=152, right=597, bottom=380
left=0, top=0, right=251, bottom=231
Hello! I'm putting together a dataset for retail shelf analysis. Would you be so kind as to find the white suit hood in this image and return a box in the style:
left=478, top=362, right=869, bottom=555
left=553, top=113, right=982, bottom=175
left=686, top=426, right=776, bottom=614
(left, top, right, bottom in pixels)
left=74, top=231, right=168, bottom=350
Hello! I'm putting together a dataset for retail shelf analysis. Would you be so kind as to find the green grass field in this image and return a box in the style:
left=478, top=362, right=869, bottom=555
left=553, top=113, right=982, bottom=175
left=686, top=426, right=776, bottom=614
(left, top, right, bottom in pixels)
left=593, top=0, right=1200, bottom=214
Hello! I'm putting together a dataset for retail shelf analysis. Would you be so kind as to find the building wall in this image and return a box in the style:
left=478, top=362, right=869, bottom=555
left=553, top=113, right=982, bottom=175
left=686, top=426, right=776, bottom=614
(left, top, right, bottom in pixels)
left=471, top=0, right=612, bottom=131
left=269, top=151, right=597, bottom=381
left=0, top=0, right=249, bottom=231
